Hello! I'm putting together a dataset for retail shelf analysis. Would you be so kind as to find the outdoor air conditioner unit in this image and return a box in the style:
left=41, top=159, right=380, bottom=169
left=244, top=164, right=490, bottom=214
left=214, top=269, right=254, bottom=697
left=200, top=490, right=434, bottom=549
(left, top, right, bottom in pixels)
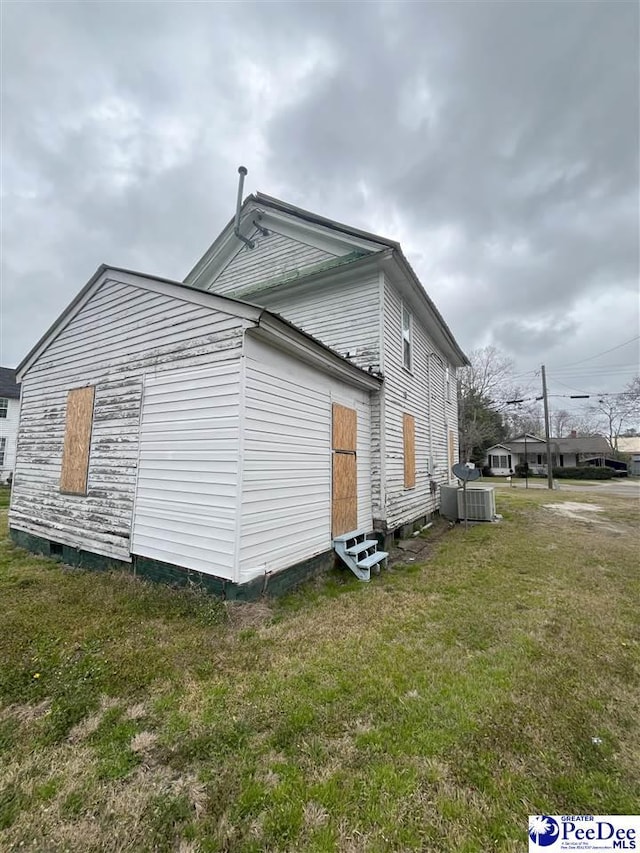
left=439, top=485, right=460, bottom=521
left=457, top=487, right=496, bottom=522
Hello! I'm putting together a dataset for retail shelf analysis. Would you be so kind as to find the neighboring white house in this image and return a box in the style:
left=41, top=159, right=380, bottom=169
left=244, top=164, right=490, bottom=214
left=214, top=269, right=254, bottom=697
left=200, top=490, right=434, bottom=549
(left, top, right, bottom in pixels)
left=0, top=367, right=21, bottom=484
left=617, top=437, right=640, bottom=476
left=485, top=432, right=616, bottom=475
left=9, top=192, right=467, bottom=598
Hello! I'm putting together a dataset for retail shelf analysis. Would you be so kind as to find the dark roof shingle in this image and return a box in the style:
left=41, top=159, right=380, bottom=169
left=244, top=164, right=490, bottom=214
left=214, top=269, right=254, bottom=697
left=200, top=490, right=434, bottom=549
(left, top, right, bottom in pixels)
left=0, top=367, right=20, bottom=399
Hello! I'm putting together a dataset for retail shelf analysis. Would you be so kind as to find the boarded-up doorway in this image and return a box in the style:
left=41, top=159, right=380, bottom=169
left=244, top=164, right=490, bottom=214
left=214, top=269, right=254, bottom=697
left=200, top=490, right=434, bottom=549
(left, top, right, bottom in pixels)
left=332, top=403, right=357, bottom=536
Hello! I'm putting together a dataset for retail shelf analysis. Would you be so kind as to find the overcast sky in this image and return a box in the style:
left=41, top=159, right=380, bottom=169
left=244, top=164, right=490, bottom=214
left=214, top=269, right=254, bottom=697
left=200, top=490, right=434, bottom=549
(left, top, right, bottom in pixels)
left=2, top=0, right=638, bottom=407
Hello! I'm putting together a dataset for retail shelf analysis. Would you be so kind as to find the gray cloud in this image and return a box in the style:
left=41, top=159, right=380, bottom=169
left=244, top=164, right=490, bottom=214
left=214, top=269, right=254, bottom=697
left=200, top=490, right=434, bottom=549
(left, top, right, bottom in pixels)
left=1, top=0, right=638, bottom=406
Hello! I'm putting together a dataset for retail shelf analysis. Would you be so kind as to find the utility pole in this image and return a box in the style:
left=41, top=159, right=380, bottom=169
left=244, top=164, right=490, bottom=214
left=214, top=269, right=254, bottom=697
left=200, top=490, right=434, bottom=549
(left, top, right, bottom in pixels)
left=541, top=365, right=553, bottom=490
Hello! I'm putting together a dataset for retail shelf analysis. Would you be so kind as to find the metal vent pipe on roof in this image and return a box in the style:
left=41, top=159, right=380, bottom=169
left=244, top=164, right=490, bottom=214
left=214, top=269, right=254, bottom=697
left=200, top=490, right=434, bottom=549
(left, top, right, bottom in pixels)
left=234, top=166, right=255, bottom=249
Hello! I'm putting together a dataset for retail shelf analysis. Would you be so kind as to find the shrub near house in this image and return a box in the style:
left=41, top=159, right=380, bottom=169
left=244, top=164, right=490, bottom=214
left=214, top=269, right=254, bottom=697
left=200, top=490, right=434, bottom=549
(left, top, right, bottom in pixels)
left=552, top=466, right=615, bottom=480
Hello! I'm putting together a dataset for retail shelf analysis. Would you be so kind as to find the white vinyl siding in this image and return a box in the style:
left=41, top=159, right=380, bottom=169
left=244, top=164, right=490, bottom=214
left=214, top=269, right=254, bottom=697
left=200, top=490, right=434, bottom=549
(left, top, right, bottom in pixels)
left=382, top=274, right=457, bottom=529
left=239, top=336, right=372, bottom=582
left=0, top=397, right=20, bottom=482
left=131, top=364, right=240, bottom=578
left=10, top=276, right=245, bottom=561
left=247, top=268, right=381, bottom=374
left=210, top=230, right=337, bottom=297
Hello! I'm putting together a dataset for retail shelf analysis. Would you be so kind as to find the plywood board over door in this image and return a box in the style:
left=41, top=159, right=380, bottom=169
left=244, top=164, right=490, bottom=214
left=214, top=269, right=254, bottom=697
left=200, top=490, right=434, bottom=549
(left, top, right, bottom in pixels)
left=332, top=403, right=357, bottom=536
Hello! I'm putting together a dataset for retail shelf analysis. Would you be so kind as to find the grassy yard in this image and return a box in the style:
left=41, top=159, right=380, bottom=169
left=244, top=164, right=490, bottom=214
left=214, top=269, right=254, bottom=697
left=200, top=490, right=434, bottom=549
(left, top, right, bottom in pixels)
left=1, top=491, right=638, bottom=852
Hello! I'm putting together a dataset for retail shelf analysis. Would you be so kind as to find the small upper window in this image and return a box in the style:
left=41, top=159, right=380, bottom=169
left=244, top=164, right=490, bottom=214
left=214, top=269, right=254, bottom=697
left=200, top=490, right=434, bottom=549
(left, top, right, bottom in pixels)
left=0, top=398, right=7, bottom=419
left=445, top=367, right=451, bottom=402
left=402, top=304, right=412, bottom=371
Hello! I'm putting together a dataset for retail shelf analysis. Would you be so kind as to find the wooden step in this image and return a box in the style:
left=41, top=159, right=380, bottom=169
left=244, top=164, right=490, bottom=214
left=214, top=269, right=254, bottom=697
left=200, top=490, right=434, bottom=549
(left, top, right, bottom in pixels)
left=333, top=529, right=368, bottom=543
left=345, top=539, right=378, bottom=556
left=357, top=551, right=389, bottom=570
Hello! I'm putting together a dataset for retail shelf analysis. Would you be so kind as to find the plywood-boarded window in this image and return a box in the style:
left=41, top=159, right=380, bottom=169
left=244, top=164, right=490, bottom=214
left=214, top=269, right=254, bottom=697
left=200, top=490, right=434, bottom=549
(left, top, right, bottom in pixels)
left=332, top=403, right=357, bottom=452
left=403, top=413, right=415, bottom=489
left=60, top=386, right=95, bottom=495
left=448, top=429, right=456, bottom=471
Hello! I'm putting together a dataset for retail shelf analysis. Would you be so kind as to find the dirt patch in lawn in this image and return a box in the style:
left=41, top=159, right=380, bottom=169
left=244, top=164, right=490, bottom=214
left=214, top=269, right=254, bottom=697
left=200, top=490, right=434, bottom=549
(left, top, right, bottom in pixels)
left=542, top=501, right=623, bottom=532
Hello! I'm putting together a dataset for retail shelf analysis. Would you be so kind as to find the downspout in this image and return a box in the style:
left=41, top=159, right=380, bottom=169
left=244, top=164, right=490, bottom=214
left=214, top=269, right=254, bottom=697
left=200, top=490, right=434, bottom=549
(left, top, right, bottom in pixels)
left=234, top=166, right=255, bottom=249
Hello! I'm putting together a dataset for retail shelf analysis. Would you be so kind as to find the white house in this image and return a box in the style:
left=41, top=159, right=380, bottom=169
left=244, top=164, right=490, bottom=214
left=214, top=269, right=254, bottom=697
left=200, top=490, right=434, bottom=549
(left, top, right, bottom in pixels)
left=0, top=367, right=21, bottom=484
left=9, top=190, right=467, bottom=598
left=617, top=437, right=640, bottom=476
left=485, top=432, right=615, bottom=475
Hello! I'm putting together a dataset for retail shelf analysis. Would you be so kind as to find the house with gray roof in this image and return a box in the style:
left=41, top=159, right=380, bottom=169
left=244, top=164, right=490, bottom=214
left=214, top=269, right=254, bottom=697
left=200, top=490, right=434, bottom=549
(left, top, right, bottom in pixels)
left=484, top=431, right=619, bottom=475
left=0, top=367, right=21, bottom=483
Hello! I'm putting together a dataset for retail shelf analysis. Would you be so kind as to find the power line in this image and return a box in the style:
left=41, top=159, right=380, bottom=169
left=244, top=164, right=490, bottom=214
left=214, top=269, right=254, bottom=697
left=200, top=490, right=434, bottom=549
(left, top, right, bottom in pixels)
left=509, top=368, right=540, bottom=381
left=549, top=335, right=640, bottom=370
left=550, top=362, right=638, bottom=373
left=550, top=369, right=638, bottom=379
left=550, top=377, right=629, bottom=397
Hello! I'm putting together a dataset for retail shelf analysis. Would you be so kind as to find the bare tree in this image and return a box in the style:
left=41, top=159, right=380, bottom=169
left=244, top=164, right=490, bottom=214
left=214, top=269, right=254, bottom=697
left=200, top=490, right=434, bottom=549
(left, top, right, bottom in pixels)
left=551, top=408, right=572, bottom=437
left=570, top=411, right=602, bottom=437
left=624, top=375, right=640, bottom=423
left=459, top=346, right=515, bottom=402
left=586, top=376, right=640, bottom=451
left=458, top=346, right=537, bottom=461
left=458, top=346, right=530, bottom=411
left=505, top=401, right=544, bottom=437
left=457, top=346, right=516, bottom=462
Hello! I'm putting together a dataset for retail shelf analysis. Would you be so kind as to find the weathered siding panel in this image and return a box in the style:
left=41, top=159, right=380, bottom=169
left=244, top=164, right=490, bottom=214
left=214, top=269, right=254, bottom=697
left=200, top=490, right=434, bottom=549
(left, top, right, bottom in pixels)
left=382, top=275, right=457, bottom=530
left=131, top=364, right=240, bottom=578
left=260, top=270, right=381, bottom=372
left=239, top=336, right=373, bottom=583
left=210, top=230, right=337, bottom=296
left=0, top=397, right=20, bottom=482
left=10, top=277, right=245, bottom=561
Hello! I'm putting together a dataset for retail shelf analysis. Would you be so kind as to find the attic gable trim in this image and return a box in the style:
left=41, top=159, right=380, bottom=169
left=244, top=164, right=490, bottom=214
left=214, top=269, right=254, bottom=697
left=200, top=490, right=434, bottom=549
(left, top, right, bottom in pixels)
left=17, top=266, right=107, bottom=381
left=184, top=198, right=381, bottom=290
left=16, top=265, right=263, bottom=380
left=251, top=207, right=384, bottom=255
left=255, top=193, right=399, bottom=251
left=183, top=195, right=257, bottom=287
left=102, top=269, right=262, bottom=321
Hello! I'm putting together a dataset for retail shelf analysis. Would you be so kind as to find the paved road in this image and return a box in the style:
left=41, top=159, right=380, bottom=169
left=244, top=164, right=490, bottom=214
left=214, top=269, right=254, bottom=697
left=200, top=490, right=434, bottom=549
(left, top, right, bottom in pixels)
left=488, top=479, right=640, bottom=499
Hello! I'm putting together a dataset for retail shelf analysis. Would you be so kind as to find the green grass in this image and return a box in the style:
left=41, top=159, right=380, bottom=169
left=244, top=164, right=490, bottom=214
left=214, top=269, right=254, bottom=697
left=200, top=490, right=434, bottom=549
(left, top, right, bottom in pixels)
left=1, top=491, right=639, bottom=851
